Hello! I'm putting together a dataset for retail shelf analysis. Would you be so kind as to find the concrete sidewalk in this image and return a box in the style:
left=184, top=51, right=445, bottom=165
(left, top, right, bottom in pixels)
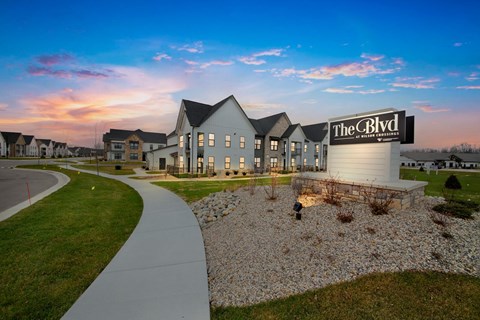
left=62, top=169, right=210, bottom=320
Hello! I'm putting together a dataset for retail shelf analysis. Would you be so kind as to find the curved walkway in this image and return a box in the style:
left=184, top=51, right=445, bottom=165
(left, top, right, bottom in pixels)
left=62, top=168, right=210, bottom=320
left=0, top=168, right=70, bottom=222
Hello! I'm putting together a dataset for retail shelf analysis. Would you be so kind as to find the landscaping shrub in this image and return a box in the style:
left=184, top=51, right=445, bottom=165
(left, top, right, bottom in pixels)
left=432, top=201, right=475, bottom=219
left=445, top=174, right=462, bottom=190
left=115, top=165, right=122, bottom=170
left=362, top=186, right=397, bottom=215
left=225, top=171, right=230, bottom=176
left=337, top=209, right=354, bottom=223
left=233, top=170, right=239, bottom=175
left=242, top=171, right=247, bottom=176
left=324, top=175, right=342, bottom=206
left=419, top=166, right=425, bottom=172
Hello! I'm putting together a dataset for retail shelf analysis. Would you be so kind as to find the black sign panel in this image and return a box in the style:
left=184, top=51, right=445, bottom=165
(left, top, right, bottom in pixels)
left=330, top=111, right=406, bottom=145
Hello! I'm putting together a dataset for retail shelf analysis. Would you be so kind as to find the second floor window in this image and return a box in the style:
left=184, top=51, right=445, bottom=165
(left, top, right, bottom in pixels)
left=209, top=133, right=215, bottom=147
left=113, top=143, right=123, bottom=150
left=179, top=135, right=184, bottom=148
left=270, top=140, right=278, bottom=151
left=315, top=144, right=319, bottom=153
left=225, top=134, right=231, bottom=148
left=129, top=141, right=139, bottom=150
left=240, top=136, right=245, bottom=149
left=198, top=133, right=204, bottom=147
left=255, top=139, right=262, bottom=150
left=304, top=144, right=308, bottom=153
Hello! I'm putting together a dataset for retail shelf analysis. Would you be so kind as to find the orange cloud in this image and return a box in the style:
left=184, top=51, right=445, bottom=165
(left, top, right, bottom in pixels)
left=414, top=105, right=450, bottom=113
left=1, top=66, right=186, bottom=146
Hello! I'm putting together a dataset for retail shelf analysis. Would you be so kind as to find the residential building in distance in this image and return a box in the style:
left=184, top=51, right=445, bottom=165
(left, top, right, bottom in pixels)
left=1, top=132, right=26, bottom=157
left=103, top=129, right=166, bottom=161
left=36, top=139, right=54, bottom=157
left=401, top=152, right=480, bottom=169
left=53, top=142, right=68, bottom=157
left=23, top=135, right=38, bottom=157
left=0, top=132, right=7, bottom=157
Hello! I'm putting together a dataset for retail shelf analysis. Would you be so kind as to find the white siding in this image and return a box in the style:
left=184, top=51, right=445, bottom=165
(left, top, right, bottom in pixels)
left=328, top=142, right=401, bottom=183
left=198, top=99, right=256, bottom=172
left=0, top=134, right=6, bottom=157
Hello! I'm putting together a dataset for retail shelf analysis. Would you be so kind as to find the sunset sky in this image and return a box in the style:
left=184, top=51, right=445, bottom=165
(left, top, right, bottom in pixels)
left=1, top=0, right=479, bottom=148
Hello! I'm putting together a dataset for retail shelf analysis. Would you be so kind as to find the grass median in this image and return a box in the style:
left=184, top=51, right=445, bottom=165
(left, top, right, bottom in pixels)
left=72, top=164, right=137, bottom=175
left=212, top=271, right=480, bottom=320
left=400, top=168, right=480, bottom=202
left=152, top=176, right=291, bottom=203
left=0, top=165, right=142, bottom=319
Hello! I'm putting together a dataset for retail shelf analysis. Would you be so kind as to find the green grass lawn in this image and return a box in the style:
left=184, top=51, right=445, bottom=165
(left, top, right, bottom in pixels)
left=72, top=164, right=137, bottom=175
left=400, top=168, right=480, bottom=202
left=153, top=176, right=292, bottom=203
left=212, top=271, right=480, bottom=320
left=0, top=165, right=142, bottom=319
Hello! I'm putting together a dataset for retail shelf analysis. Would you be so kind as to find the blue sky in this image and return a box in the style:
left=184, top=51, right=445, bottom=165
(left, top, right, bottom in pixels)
left=0, top=0, right=479, bottom=148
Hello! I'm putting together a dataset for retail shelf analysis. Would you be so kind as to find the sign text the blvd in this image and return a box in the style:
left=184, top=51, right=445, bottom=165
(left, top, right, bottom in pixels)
left=332, top=113, right=399, bottom=137
left=329, top=111, right=406, bottom=145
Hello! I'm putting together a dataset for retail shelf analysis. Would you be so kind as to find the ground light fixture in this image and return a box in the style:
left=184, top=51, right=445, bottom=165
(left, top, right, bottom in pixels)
left=293, top=201, right=303, bottom=220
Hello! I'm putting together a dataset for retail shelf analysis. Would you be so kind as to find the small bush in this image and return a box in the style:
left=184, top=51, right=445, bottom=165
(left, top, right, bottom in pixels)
left=115, top=165, right=122, bottom=170
left=233, top=170, right=239, bottom=175
left=431, top=212, right=448, bottom=227
left=419, top=166, right=425, bottom=172
left=337, top=210, right=354, bottom=223
left=445, top=174, right=462, bottom=190
left=441, top=231, right=453, bottom=239
left=324, top=175, right=342, bottom=206
left=225, top=171, right=230, bottom=176
left=362, top=187, right=397, bottom=215
left=366, top=227, right=376, bottom=235
left=432, top=202, right=474, bottom=219
left=242, top=171, right=247, bottom=176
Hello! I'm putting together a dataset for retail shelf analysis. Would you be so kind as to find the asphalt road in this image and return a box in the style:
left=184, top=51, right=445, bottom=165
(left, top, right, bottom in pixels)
left=0, top=160, right=58, bottom=213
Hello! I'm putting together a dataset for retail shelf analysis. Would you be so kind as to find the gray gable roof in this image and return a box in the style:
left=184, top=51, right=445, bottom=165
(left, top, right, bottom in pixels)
left=249, top=112, right=287, bottom=136
left=301, top=122, right=328, bottom=142
left=37, top=139, right=52, bottom=146
left=281, top=124, right=301, bottom=139
left=23, top=135, right=35, bottom=144
left=103, top=129, right=166, bottom=144
left=1, top=132, right=22, bottom=144
left=182, top=95, right=242, bottom=127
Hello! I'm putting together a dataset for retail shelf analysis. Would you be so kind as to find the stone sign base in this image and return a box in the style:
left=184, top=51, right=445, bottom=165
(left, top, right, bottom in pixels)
left=294, top=173, right=428, bottom=209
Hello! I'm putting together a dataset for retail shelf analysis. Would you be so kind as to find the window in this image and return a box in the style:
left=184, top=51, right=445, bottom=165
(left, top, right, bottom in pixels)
left=130, top=153, right=139, bottom=160
left=240, top=136, right=245, bottom=149
left=179, top=135, right=184, bottom=148
left=304, top=144, right=308, bottom=153
left=208, top=133, right=215, bottom=147
left=129, top=141, right=139, bottom=150
left=150, top=144, right=153, bottom=151
left=208, top=156, right=215, bottom=170
left=114, top=153, right=122, bottom=160
left=254, top=157, right=261, bottom=168
left=239, top=157, right=245, bottom=169
left=291, top=158, right=296, bottom=167
left=225, top=156, right=231, bottom=169
left=225, top=134, right=231, bottom=148
left=315, top=158, right=319, bottom=168
left=270, top=157, right=278, bottom=168
left=270, top=140, right=278, bottom=151
left=303, top=158, right=307, bottom=166
left=179, top=155, right=184, bottom=168
left=315, top=144, right=319, bottom=153
left=113, top=143, right=123, bottom=150
left=198, top=133, right=204, bottom=147
left=255, top=139, right=262, bottom=150
left=290, top=142, right=295, bottom=152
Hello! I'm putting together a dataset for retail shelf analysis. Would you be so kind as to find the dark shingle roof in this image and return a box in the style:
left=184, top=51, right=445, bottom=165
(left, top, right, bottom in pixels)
left=249, top=112, right=288, bottom=136
left=401, top=152, right=480, bottom=162
left=1, top=132, right=22, bottom=144
left=281, top=124, right=301, bottom=139
left=23, top=135, right=35, bottom=144
left=182, top=95, right=245, bottom=128
left=301, top=122, right=328, bottom=142
left=103, top=129, right=166, bottom=144
left=37, top=139, right=52, bottom=145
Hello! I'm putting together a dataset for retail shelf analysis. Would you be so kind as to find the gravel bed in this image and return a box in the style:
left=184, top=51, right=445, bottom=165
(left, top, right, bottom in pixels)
left=191, top=186, right=480, bottom=307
